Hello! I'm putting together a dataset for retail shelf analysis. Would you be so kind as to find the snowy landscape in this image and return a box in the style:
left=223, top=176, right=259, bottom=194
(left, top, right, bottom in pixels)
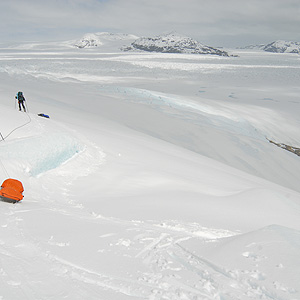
left=0, top=32, right=300, bottom=299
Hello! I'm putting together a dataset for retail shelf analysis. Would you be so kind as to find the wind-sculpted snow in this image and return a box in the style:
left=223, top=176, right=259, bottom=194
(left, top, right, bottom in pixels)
left=99, top=86, right=266, bottom=140
left=0, top=133, right=83, bottom=176
left=0, top=109, right=105, bottom=179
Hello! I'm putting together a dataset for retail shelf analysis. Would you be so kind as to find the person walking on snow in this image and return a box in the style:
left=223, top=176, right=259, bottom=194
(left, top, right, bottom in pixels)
left=15, top=91, right=26, bottom=112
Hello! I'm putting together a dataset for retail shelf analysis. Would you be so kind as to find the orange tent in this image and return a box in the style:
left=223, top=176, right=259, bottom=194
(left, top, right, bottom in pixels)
left=0, top=178, right=24, bottom=202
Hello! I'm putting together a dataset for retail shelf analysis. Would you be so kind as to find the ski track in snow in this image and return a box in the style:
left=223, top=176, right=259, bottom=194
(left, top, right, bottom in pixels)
left=2, top=195, right=298, bottom=300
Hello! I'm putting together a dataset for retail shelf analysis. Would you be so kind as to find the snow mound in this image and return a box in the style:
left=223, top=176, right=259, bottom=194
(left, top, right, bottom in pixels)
left=181, top=224, right=300, bottom=299
left=123, top=33, right=229, bottom=56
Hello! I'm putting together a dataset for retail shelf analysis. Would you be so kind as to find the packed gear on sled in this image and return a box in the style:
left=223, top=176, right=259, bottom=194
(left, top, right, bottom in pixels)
left=0, top=178, right=24, bottom=203
left=38, top=113, right=50, bottom=118
left=15, top=91, right=26, bottom=112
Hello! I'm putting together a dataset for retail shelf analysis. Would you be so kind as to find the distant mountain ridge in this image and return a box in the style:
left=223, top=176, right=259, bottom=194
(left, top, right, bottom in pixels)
left=74, top=32, right=230, bottom=56
left=122, top=33, right=229, bottom=56
left=241, top=40, right=300, bottom=54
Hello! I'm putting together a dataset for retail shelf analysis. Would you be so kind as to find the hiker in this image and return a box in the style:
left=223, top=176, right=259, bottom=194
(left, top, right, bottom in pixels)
left=15, top=91, right=26, bottom=112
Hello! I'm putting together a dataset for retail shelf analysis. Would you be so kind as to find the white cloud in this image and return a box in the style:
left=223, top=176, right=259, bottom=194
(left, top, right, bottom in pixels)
left=1, top=0, right=300, bottom=46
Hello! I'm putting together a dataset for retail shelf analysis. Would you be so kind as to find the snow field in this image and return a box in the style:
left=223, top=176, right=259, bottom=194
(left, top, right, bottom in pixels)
left=0, top=45, right=299, bottom=299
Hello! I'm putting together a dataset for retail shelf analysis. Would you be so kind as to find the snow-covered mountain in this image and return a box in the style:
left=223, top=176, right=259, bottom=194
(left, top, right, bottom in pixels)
left=122, top=33, right=229, bottom=56
left=74, top=32, right=138, bottom=49
left=263, top=40, right=300, bottom=53
left=241, top=40, right=300, bottom=53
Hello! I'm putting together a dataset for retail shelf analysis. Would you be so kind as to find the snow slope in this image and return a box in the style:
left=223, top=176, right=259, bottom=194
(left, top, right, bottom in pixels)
left=0, top=44, right=299, bottom=299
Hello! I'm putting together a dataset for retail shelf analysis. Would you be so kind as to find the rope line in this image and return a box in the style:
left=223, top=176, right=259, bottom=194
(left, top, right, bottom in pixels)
left=2, top=111, right=31, bottom=140
left=0, top=102, right=32, bottom=178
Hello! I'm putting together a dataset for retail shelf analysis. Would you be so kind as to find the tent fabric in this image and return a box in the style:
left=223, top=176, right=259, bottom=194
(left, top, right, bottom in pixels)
left=0, top=178, right=24, bottom=201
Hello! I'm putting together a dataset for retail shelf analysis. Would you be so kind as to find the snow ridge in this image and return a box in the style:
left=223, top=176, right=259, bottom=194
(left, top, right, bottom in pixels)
left=122, top=33, right=229, bottom=56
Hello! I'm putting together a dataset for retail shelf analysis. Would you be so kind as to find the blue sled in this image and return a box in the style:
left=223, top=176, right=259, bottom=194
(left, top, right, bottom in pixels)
left=38, top=113, right=50, bottom=118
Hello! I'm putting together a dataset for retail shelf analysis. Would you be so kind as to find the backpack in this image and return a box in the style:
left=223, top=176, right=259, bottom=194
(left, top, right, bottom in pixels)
left=18, top=91, right=25, bottom=101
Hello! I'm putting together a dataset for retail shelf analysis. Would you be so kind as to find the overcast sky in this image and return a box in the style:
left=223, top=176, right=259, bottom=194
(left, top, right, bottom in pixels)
left=1, top=0, right=300, bottom=47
